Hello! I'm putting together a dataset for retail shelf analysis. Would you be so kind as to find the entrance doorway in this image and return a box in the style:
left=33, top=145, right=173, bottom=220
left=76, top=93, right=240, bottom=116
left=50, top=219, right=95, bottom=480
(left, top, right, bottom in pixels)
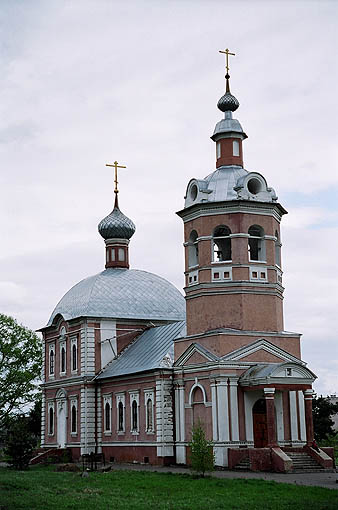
left=252, top=398, right=267, bottom=448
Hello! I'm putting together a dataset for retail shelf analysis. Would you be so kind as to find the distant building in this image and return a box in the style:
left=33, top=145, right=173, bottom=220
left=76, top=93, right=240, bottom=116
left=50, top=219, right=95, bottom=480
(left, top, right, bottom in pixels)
left=327, top=395, right=338, bottom=431
left=39, top=58, right=334, bottom=472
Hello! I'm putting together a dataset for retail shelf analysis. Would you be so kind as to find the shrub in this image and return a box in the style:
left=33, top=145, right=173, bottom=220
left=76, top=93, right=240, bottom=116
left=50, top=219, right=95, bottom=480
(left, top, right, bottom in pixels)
left=188, top=419, right=214, bottom=477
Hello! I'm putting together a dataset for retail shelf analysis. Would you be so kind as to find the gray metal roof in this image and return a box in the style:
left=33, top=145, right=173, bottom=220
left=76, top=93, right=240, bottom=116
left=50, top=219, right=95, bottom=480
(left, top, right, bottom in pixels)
left=46, top=268, right=185, bottom=327
left=97, top=320, right=185, bottom=379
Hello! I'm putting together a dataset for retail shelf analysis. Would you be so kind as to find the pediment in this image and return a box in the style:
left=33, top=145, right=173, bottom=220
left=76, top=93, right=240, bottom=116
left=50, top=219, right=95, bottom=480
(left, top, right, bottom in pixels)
left=222, top=338, right=303, bottom=365
left=239, top=350, right=286, bottom=364
left=174, top=343, right=219, bottom=367
left=239, top=362, right=317, bottom=386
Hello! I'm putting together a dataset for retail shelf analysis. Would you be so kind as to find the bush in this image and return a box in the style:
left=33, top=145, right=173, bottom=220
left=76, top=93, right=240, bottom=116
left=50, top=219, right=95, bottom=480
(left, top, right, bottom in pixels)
left=188, top=419, right=214, bottom=477
left=4, top=415, right=37, bottom=469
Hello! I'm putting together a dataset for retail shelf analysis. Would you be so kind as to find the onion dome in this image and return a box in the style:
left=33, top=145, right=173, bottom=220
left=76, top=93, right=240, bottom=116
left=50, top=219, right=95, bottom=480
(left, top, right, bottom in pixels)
left=217, top=73, right=239, bottom=112
left=98, top=198, right=136, bottom=240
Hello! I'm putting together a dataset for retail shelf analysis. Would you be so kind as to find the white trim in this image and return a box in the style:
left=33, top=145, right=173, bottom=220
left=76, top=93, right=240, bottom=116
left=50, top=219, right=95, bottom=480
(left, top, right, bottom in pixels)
left=188, top=379, right=207, bottom=405
left=103, top=395, right=112, bottom=433
left=144, top=389, right=155, bottom=433
left=289, top=391, right=298, bottom=443
left=59, top=340, right=66, bottom=375
left=116, top=392, right=126, bottom=433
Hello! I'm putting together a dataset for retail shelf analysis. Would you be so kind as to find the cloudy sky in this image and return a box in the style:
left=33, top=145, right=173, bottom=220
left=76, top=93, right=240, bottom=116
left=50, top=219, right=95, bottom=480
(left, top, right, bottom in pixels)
left=0, top=0, right=337, bottom=395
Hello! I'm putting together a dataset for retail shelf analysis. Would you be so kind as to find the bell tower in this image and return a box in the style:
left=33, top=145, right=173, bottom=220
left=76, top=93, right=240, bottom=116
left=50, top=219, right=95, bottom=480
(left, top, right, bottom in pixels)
left=177, top=52, right=288, bottom=339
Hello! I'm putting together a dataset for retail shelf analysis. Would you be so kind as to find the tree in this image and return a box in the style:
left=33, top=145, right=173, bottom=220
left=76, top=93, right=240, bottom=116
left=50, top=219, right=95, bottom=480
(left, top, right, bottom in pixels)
left=313, top=396, right=338, bottom=442
left=4, top=415, right=37, bottom=469
left=0, top=314, right=42, bottom=427
left=188, top=419, right=214, bottom=477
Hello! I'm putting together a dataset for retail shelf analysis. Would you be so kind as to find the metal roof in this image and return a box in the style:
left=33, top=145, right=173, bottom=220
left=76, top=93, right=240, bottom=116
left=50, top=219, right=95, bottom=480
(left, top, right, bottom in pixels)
left=46, top=268, right=185, bottom=327
left=97, top=320, right=185, bottom=379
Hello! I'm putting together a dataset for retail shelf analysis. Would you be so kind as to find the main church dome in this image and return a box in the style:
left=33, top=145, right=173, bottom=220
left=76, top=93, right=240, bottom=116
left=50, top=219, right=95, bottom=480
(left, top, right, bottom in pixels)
left=47, top=267, right=185, bottom=326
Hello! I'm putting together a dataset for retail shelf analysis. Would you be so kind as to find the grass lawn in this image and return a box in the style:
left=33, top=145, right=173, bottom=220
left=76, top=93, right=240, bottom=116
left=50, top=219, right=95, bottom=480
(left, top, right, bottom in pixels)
left=0, top=466, right=337, bottom=510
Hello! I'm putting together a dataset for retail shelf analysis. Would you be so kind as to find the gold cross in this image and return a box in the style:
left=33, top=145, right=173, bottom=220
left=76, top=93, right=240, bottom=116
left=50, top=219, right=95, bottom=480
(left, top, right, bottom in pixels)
left=219, top=48, right=235, bottom=74
left=105, top=160, right=126, bottom=195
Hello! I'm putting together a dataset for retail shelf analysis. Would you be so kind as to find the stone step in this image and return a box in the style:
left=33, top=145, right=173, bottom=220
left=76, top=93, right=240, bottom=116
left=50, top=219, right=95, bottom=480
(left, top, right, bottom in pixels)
left=286, top=452, right=324, bottom=472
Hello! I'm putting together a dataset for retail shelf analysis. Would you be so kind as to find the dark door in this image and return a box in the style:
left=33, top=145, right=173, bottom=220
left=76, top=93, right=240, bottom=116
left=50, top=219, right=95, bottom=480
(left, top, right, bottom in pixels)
left=252, top=398, right=268, bottom=448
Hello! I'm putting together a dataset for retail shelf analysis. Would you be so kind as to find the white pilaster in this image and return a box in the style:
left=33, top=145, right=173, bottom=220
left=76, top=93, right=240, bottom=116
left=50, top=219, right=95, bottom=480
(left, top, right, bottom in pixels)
left=275, top=391, right=284, bottom=442
left=229, top=378, right=239, bottom=442
left=210, top=381, right=218, bottom=441
left=289, top=390, right=298, bottom=442
left=156, top=377, right=174, bottom=457
left=80, top=386, right=96, bottom=454
left=176, top=383, right=186, bottom=464
left=298, top=391, right=306, bottom=442
left=217, top=379, right=229, bottom=441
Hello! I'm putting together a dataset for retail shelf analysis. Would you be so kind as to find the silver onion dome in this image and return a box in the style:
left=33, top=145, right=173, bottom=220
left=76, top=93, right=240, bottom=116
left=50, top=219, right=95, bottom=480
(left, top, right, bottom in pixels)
left=98, top=204, right=136, bottom=240
left=217, top=73, right=240, bottom=112
left=217, top=92, right=239, bottom=112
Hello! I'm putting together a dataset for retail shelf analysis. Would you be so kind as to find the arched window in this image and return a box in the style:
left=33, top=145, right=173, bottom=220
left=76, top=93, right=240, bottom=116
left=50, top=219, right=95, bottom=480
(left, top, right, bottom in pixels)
left=118, top=401, right=124, bottom=431
left=275, top=230, right=281, bottom=267
left=49, top=407, right=54, bottom=435
left=132, top=400, right=138, bottom=431
left=188, top=230, right=199, bottom=267
left=105, top=402, right=111, bottom=432
left=71, top=405, right=77, bottom=433
left=72, top=343, right=77, bottom=371
left=146, top=398, right=153, bottom=432
left=248, top=225, right=265, bottom=261
left=61, top=347, right=66, bottom=373
left=213, top=225, right=232, bottom=262
left=49, top=350, right=54, bottom=375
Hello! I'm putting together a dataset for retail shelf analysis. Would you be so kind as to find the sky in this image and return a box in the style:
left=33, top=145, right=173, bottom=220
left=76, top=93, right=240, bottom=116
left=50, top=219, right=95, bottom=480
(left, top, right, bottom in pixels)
left=0, top=0, right=337, bottom=396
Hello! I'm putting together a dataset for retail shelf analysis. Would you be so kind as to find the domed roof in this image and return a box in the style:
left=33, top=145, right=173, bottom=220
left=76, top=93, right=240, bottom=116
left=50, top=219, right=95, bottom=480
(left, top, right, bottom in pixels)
left=217, top=92, right=239, bottom=112
left=47, top=268, right=185, bottom=326
left=98, top=204, right=136, bottom=240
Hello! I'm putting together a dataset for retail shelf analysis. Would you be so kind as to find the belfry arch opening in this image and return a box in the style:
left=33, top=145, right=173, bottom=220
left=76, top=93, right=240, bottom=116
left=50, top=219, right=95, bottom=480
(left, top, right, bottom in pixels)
left=188, top=230, right=199, bottom=267
left=213, top=225, right=232, bottom=262
left=275, top=230, right=281, bottom=267
left=248, top=225, right=265, bottom=261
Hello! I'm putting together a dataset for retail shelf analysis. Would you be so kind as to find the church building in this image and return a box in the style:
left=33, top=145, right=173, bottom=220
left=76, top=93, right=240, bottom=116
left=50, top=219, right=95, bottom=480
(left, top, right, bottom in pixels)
left=39, top=53, right=334, bottom=472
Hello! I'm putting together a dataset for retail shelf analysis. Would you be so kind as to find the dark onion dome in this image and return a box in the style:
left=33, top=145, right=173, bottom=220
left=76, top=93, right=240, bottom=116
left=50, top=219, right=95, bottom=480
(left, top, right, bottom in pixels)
left=98, top=204, right=136, bottom=240
left=217, top=73, right=240, bottom=112
left=217, top=92, right=240, bottom=112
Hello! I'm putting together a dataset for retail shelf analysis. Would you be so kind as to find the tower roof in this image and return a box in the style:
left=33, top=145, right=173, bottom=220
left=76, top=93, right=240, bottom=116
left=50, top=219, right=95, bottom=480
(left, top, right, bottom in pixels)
left=98, top=198, right=136, bottom=240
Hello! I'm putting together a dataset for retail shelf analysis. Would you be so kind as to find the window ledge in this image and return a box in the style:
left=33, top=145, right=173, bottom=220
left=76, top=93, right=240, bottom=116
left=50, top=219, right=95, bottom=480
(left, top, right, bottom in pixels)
left=146, top=431, right=155, bottom=435
left=188, top=265, right=199, bottom=270
left=117, top=431, right=125, bottom=436
left=131, top=431, right=139, bottom=436
left=104, top=431, right=112, bottom=436
left=70, top=432, right=77, bottom=436
left=249, top=260, right=267, bottom=264
left=212, top=260, right=232, bottom=264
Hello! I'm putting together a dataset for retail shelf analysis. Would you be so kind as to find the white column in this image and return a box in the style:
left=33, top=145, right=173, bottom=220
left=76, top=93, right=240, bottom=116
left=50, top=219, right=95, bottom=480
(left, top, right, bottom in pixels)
left=217, top=379, right=229, bottom=441
left=175, top=383, right=186, bottom=464
left=275, top=391, right=284, bottom=442
left=229, top=378, right=239, bottom=442
left=289, top=390, right=298, bottom=442
left=174, top=385, right=180, bottom=441
left=211, top=381, right=218, bottom=441
left=298, top=391, right=306, bottom=442
left=179, top=384, right=185, bottom=442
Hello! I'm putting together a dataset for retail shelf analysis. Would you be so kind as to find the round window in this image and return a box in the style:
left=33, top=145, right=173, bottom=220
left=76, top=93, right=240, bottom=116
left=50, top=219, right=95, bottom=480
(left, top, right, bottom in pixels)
left=247, top=178, right=263, bottom=195
left=190, top=184, right=198, bottom=201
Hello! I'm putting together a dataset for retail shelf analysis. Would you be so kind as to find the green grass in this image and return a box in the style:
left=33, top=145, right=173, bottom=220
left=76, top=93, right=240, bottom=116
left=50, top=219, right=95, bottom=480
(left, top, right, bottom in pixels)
left=0, top=466, right=337, bottom=510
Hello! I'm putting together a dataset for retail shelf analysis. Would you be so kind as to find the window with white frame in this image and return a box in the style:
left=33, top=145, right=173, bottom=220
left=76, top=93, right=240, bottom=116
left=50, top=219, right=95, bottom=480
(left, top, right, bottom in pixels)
left=70, top=397, right=78, bottom=434
left=216, top=141, right=221, bottom=159
left=248, top=225, right=266, bottom=261
left=103, top=395, right=112, bottom=433
left=188, top=230, right=199, bottom=268
left=60, top=340, right=66, bottom=375
left=48, top=402, right=55, bottom=435
left=233, top=140, right=240, bottom=156
left=213, top=225, right=232, bottom=262
left=116, top=393, right=125, bottom=433
left=129, top=391, right=139, bottom=433
left=49, top=344, right=55, bottom=376
left=144, top=390, right=154, bottom=433
left=71, top=337, right=77, bottom=372
left=275, top=230, right=281, bottom=267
